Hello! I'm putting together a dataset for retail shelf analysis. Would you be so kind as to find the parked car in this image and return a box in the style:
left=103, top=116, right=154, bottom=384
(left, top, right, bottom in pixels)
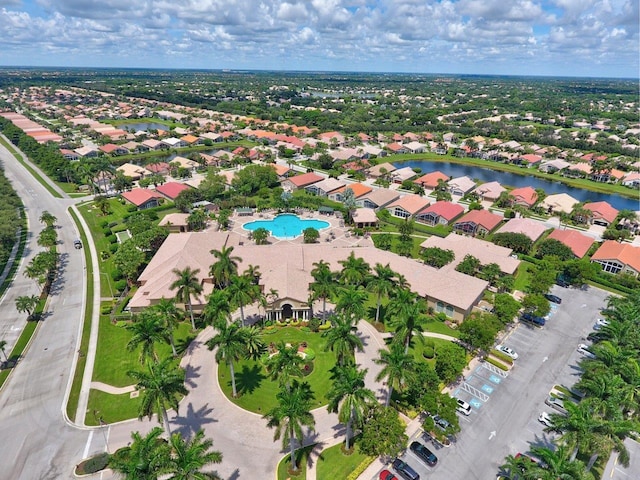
left=392, top=458, right=420, bottom=480
left=380, top=469, right=399, bottom=480
left=455, top=398, right=472, bottom=416
left=432, top=414, right=450, bottom=431
left=73, top=239, right=82, bottom=249
left=538, top=411, right=553, bottom=427
left=593, top=318, right=610, bottom=330
left=496, top=344, right=519, bottom=360
left=577, top=343, right=596, bottom=359
left=410, top=441, right=438, bottom=467
left=544, top=294, right=562, bottom=304
left=520, top=312, right=546, bottom=327
left=545, top=396, right=568, bottom=414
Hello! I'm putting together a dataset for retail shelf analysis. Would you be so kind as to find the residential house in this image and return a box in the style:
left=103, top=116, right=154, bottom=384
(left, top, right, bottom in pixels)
left=391, top=166, right=417, bottom=184
left=145, top=162, right=171, bottom=176
left=367, top=162, right=396, bottom=178
left=60, top=149, right=80, bottom=161
left=352, top=208, right=378, bottom=229
left=180, top=134, right=203, bottom=146
left=99, top=143, right=129, bottom=156
left=142, top=139, right=169, bottom=151
left=516, top=153, right=543, bottom=167
left=415, top=201, right=464, bottom=226
left=121, top=188, right=163, bottom=210
left=74, top=145, right=99, bottom=158
left=413, top=171, right=449, bottom=190
left=386, top=194, right=431, bottom=219
left=281, top=172, right=324, bottom=191
left=171, top=156, right=199, bottom=171
left=318, top=131, right=345, bottom=145
left=495, top=218, right=547, bottom=242
left=121, top=141, right=148, bottom=154
left=472, top=181, right=506, bottom=202
left=622, top=172, right=640, bottom=188
left=269, top=163, right=292, bottom=180
left=162, top=137, right=187, bottom=149
left=583, top=201, right=619, bottom=226
left=305, top=178, right=345, bottom=197
left=155, top=182, right=191, bottom=201
left=201, top=132, right=223, bottom=143
left=509, top=186, right=538, bottom=208
left=357, top=189, right=400, bottom=210
left=453, top=210, right=503, bottom=237
left=539, top=193, right=579, bottom=215
left=403, top=141, right=426, bottom=154
left=591, top=241, right=640, bottom=277
left=546, top=229, right=595, bottom=258
left=448, top=176, right=476, bottom=196
left=386, top=142, right=409, bottom=154
left=361, top=144, right=386, bottom=157
left=117, top=163, right=152, bottom=181
left=158, top=213, right=191, bottom=233
left=328, top=183, right=373, bottom=202
left=539, top=159, right=570, bottom=173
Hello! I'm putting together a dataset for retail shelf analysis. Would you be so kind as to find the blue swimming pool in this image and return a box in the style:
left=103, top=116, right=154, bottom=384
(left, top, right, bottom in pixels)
left=243, top=214, right=330, bottom=239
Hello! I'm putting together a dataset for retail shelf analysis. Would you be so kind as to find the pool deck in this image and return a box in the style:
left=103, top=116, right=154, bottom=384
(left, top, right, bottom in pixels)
left=226, top=209, right=374, bottom=248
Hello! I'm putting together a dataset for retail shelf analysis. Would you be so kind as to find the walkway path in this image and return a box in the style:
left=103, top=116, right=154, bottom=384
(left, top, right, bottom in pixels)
left=89, top=382, right=136, bottom=395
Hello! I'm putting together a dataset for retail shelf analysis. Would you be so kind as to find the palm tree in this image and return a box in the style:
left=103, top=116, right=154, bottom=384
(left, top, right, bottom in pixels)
left=387, top=289, right=427, bottom=353
left=39, top=211, right=57, bottom=227
left=322, top=314, right=363, bottom=366
left=335, top=285, right=368, bottom=322
left=226, top=274, right=259, bottom=326
left=326, top=365, right=376, bottom=451
left=309, top=260, right=335, bottom=322
left=265, top=341, right=305, bottom=389
left=151, top=298, right=184, bottom=357
left=126, top=311, right=170, bottom=364
left=375, top=343, right=415, bottom=406
left=369, top=263, right=396, bottom=324
left=170, top=267, right=203, bottom=330
left=14, top=294, right=39, bottom=319
left=206, top=322, right=247, bottom=398
left=167, top=429, right=223, bottom=480
left=339, top=252, right=370, bottom=286
left=109, top=427, right=171, bottom=480
left=528, top=444, right=595, bottom=480
left=263, top=381, right=316, bottom=473
left=242, top=325, right=265, bottom=360
left=209, top=245, right=241, bottom=288
left=0, top=339, right=8, bottom=362
left=202, top=290, right=232, bottom=328
left=128, top=357, right=188, bottom=437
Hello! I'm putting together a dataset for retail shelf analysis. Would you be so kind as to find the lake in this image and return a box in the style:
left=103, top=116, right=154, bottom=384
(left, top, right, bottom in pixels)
left=121, top=122, right=170, bottom=132
left=395, top=160, right=640, bottom=211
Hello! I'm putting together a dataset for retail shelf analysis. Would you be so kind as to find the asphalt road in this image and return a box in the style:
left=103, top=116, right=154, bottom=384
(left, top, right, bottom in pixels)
left=0, top=141, right=99, bottom=479
left=386, top=285, right=613, bottom=480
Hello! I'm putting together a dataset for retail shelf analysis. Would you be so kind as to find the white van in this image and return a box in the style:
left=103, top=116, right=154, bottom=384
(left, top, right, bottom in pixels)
left=456, top=398, right=472, bottom=416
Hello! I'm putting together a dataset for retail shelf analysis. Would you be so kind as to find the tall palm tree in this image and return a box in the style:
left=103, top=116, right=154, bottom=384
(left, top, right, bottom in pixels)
left=263, top=381, right=316, bottom=473
left=375, top=343, right=415, bottom=406
left=126, top=311, right=170, bottom=364
left=167, top=429, right=223, bottom=480
left=38, top=210, right=57, bottom=227
left=335, top=285, right=368, bottom=322
left=128, top=357, right=188, bottom=437
left=338, top=252, right=370, bottom=286
left=170, top=267, right=203, bottom=330
left=209, top=245, right=241, bottom=288
left=109, top=427, right=171, bottom=480
left=14, top=294, right=39, bottom=318
left=226, top=274, right=259, bottom=326
left=309, top=260, right=335, bottom=322
left=326, top=365, right=376, bottom=450
left=387, top=289, right=427, bottom=353
left=528, top=444, right=595, bottom=480
left=265, top=341, right=305, bottom=389
left=151, top=298, right=185, bottom=357
left=322, top=314, right=363, bottom=366
left=202, top=290, right=232, bottom=328
left=242, top=325, right=265, bottom=361
left=369, top=263, right=396, bottom=324
left=206, top=322, right=247, bottom=398
left=0, top=340, right=8, bottom=362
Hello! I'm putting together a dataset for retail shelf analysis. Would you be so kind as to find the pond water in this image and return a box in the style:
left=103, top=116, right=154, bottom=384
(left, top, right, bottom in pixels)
left=395, top=160, right=639, bottom=211
left=243, top=214, right=330, bottom=239
left=121, top=122, right=170, bottom=132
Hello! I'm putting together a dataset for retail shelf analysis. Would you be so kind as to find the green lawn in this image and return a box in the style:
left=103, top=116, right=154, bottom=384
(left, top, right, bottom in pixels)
left=514, top=261, right=535, bottom=292
left=277, top=445, right=314, bottom=480
left=86, top=389, right=144, bottom=426
left=217, top=327, right=337, bottom=414
left=410, top=337, right=456, bottom=365
left=93, top=316, right=195, bottom=387
left=316, top=442, right=373, bottom=480
left=423, top=319, right=460, bottom=338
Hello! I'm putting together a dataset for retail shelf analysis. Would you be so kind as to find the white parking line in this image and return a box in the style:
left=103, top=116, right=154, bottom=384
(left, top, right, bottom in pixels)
left=82, top=430, right=93, bottom=460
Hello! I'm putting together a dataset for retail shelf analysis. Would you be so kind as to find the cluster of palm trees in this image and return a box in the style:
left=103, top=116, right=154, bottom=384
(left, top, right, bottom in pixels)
left=500, top=292, right=640, bottom=479
left=23, top=211, right=59, bottom=291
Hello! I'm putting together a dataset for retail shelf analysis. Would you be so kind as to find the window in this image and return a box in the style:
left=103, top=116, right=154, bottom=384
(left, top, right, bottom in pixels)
left=394, top=207, right=410, bottom=219
left=595, top=260, right=622, bottom=275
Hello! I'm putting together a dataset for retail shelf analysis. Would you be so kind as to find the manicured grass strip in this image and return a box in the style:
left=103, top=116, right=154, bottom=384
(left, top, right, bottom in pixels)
left=276, top=444, right=315, bottom=480
left=0, top=210, right=27, bottom=299
left=0, top=135, right=62, bottom=199
left=423, top=319, right=461, bottom=338
left=85, top=389, right=144, bottom=426
left=316, top=442, right=373, bottom=480
left=0, top=320, right=38, bottom=389
left=218, top=327, right=336, bottom=414
left=65, top=206, right=94, bottom=422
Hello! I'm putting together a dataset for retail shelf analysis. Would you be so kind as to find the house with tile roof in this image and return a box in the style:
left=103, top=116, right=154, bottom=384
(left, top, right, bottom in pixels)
left=142, top=139, right=169, bottom=151
left=540, top=193, right=579, bottom=215
left=305, top=178, right=345, bottom=197
left=415, top=201, right=464, bottom=226
left=121, top=188, right=163, bottom=210
left=318, top=131, right=345, bottom=145
left=404, top=141, right=426, bottom=153
left=583, top=201, right=619, bottom=226
left=391, top=166, right=417, bottom=183
left=591, top=241, right=640, bottom=277
left=448, top=176, right=476, bottom=196
left=357, top=189, right=400, bottom=210
left=117, top=163, right=152, bottom=180
left=281, top=172, right=324, bottom=191
left=516, top=153, right=543, bottom=167
left=180, top=134, right=202, bottom=146
left=158, top=213, right=191, bottom=233
left=495, top=218, right=547, bottom=242
left=100, top=143, right=129, bottom=155
left=367, top=162, right=396, bottom=178
left=329, top=183, right=373, bottom=202
left=547, top=229, right=595, bottom=258
left=146, top=162, right=171, bottom=175
left=386, top=142, right=409, bottom=154
left=162, top=137, right=187, bottom=149
left=155, top=182, right=191, bottom=200
left=539, top=159, right=570, bottom=173
left=74, top=145, right=99, bottom=158
left=509, top=186, right=538, bottom=208
left=453, top=209, right=503, bottom=237
left=386, top=194, right=431, bottom=219
left=269, top=163, right=291, bottom=179
left=413, top=171, right=449, bottom=190
left=622, top=171, right=640, bottom=188
left=472, top=181, right=506, bottom=202
left=352, top=208, right=378, bottom=229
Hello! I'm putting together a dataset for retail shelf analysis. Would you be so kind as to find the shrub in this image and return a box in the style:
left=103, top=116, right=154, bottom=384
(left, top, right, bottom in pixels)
left=108, top=221, right=119, bottom=228
left=308, top=317, right=322, bottom=332
left=99, top=220, right=109, bottom=229
left=107, top=235, right=118, bottom=244
left=109, top=244, right=119, bottom=254
left=490, top=349, right=514, bottom=365
left=113, top=280, right=127, bottom=292
left=101, top=304, right=113, bottom=315
left=102, top=228, right=112, bottom=237
left=318, top=321, right=332, bottom=331
left=423, top=339, right=435, bottom=359
left=127, top=205, right=138, bottom=213
left=289, top=319, right=301, bottom=327
left=75, top=452, right=110, bottom=475
left=302, top=362, right=314, bottom=376
left=346, top=456, right=376, bottom=480
left=303, top=347, right=316, bottom=361
left=111, top=269, right=124, bottom=281
left=485, top=357, right=509, bottom=371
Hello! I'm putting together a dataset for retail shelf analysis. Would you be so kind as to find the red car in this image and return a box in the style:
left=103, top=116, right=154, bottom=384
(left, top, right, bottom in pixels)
left=380, top=469, right=399, bottom=480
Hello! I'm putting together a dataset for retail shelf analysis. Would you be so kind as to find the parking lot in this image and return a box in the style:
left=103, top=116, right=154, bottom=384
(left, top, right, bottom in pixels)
left=374, top=285, right=611, bottom=480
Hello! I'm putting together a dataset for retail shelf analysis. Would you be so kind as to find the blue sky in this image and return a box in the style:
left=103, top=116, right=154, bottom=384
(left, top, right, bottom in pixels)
left=0, top=0, right=637, bottom=78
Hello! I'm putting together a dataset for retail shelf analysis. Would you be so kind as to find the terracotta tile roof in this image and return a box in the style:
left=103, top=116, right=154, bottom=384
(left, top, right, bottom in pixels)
left=121, top=188, right=162, bottom=207
left=387, top=194, right=431, bottom=215
left=591, top=241, right=640, bottom=273
left=454, top=209, right=503, bottom=231
left=417, top=201, right=464, bottom=221
left=509, top=186, right=538, bottom=206
left=287, top=172, right=324, bottom=188
left=496, top=218, right=547, bottom=242
left=547, top=229, right=595, bottom=258
left=413, top=171, right=449, bottom=188
left=269, top=164, right=291, bottom=176
left=334, top=183, right=373, bottom=198
left=155, top=182, right=191, bottom=200
left=584, top=201, right=619, bottom=224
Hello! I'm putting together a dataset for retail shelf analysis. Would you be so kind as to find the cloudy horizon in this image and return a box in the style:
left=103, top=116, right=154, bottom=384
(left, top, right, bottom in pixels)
left=0, top=0, right=637, bottom=79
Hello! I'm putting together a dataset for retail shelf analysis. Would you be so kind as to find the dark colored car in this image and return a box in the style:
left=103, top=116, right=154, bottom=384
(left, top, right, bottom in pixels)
left=520, top=312, right=546, bottom=327
left=544, top=294, right=562, bottom=304
left=73, top=239, right=82, bottom=249
left=392, top=458, right=420, bottom=480
left=410, top=441, right=438, bottom=467
left=432, top=414, right=450, bottom=431
left=380, top=469, right=399, bottom=480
